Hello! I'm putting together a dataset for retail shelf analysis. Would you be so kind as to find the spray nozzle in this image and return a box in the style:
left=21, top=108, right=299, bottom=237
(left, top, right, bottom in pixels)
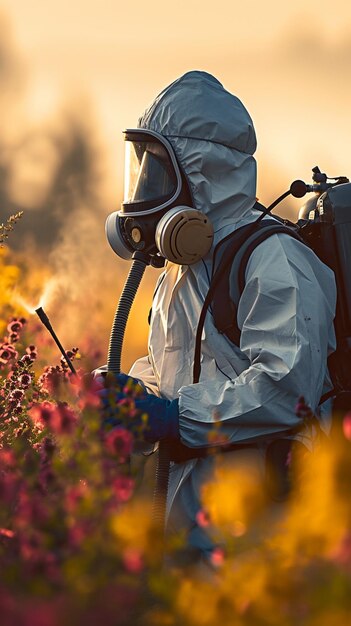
left=35, top=306, right=76, bottom=374
left=35, top=306, right=52, bottom=329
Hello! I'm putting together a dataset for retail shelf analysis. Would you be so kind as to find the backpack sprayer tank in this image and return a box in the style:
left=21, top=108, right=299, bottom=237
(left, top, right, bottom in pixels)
left=297, top=171, right=351, bottom=392
left=193, top=166, right=351, bottom=402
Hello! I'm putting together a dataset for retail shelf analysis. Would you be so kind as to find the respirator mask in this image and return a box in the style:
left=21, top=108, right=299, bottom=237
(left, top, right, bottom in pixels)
left=106, top=129, right=214, bottom=266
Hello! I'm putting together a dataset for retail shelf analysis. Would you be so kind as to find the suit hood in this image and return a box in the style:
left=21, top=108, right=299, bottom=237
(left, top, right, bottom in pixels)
left=138, top=71, right=257, bottom=232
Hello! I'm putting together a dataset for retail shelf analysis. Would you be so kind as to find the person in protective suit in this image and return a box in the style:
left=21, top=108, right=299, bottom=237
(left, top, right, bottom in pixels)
left=103, top=71, right=337, bottom=565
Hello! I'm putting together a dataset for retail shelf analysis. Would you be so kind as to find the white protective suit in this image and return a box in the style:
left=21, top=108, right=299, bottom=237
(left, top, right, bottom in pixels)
left=129, top=71, right=337, bottom=556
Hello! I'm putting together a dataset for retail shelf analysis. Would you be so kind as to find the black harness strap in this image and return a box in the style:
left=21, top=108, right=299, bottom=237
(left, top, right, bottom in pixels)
left=193, top=220, right=305, bottom=383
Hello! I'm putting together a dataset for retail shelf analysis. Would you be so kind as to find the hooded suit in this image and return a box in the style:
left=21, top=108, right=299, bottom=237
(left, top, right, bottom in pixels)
left=128, top=71, right=336, bottom=558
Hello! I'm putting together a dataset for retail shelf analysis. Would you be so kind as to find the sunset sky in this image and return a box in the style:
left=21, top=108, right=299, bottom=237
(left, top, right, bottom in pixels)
left=3, top=0, right=351, bottom=208
left=1, top=0, right=351, bottom=369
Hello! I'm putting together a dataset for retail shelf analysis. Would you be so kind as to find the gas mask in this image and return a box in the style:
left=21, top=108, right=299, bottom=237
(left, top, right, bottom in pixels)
left=106, top=129, right=214, bottom=265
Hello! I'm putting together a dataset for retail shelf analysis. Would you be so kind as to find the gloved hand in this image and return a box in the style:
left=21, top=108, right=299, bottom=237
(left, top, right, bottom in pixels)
left=92, top=367, right=146, bottom=391
left=133, top=394, right=179, bottom=442
left=102, top=372, right=148, bottom=396
left=99, top=372, right=179, bottom=443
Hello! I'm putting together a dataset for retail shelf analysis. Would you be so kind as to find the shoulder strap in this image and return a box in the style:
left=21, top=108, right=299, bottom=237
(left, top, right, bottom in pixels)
left=212, top=221, right=303, bottom=345
left=193, top=219, right=304, bottom=383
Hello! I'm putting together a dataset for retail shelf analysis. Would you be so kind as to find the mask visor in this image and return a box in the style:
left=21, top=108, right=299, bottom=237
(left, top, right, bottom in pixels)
left=123, top=136, right=178, bottom=208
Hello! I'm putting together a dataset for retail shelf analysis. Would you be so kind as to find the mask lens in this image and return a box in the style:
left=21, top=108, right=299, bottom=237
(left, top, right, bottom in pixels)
left=124, top=139, right=177, bottom=205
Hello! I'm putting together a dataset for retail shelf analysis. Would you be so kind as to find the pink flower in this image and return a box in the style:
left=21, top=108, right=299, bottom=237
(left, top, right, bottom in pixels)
left=122, top=548, right=144, bottom=573
left=104, top=427, right=133, bottom=462
left=28, top=402, right=57, bottom=429
left=196, top=509, right=211, bottom=528
left=26, top=344, right=38, bottom=360
left=295, top=396, right=313, bottom=419
left=17, top=491, right=49, bottom=528
left=285, top=450, right=292, bottom=467
left=66, top=347, right=79, bottom=360
left=18, top=373, right=32, bottom=388
left=329, top=532, right=351, bottom=569
left=209, top=546, right=225, bottom=568
left=53, top=403, right=78, bottom=434
left=29, top=402, right=78, bottom=434
left=0, top=528, right=15, bottom=538
left=0, top=449, right=16, bottom=468
left=7, top=319, right=23, bottom=334
left=343, top=413, right=351, bottom=441
left=7, top=397, right=19, bottom=411
left=0, top=473, right=19, bottom=504
left=0, top=343, right=18, bottom=364
left=38, top=367, right=62, bottom=394
left=9, top=388, right=24, bottom=401
left=65, top=482, right=88, bottom=512
left=72, top=372, right=102, bottom=410
left=21, top=602, right=59, bottom=626
left=112, top=476, right=134, bottom=502
left=68, top=523, right=88, bottom=548
left=19, top=354, right=33, bottom=366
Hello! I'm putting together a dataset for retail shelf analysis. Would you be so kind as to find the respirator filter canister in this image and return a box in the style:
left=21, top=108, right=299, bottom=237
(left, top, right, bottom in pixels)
left=105, top=128, right=214, bottom=264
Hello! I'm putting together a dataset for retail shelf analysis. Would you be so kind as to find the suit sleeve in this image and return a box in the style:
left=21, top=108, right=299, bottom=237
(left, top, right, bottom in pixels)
left=177, top=234, right=336, bottom=447
left=128, top=355, right=160, bottom=397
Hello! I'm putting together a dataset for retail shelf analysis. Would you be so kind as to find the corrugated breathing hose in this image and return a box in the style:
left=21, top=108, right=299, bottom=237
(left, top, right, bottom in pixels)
left=107, top=252, right=171, bottom=540
left=107, top=256, right=148, bottom=374
left=152, top=439, right=171, bottom=533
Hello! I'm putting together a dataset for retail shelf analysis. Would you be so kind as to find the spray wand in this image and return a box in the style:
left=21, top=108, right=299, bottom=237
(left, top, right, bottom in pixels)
left=35, top=306, right=76, bottom=374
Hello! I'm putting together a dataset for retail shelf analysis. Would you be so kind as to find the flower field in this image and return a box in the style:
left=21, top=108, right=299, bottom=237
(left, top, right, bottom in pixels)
left=1, top=220, right=351, bottom=626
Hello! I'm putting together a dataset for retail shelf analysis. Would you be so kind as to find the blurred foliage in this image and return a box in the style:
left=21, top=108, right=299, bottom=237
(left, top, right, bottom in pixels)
left=0, top=212, right=23, bottom=246
left=1, top=218, right=351, bottom=626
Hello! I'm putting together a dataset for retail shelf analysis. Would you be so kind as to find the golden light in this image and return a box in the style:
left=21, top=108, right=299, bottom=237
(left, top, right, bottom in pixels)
left=13, top=277, right=58, bottom=315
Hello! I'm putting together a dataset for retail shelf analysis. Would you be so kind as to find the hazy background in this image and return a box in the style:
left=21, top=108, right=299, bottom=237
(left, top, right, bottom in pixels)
left=1, top=0, right=350, bottom=371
